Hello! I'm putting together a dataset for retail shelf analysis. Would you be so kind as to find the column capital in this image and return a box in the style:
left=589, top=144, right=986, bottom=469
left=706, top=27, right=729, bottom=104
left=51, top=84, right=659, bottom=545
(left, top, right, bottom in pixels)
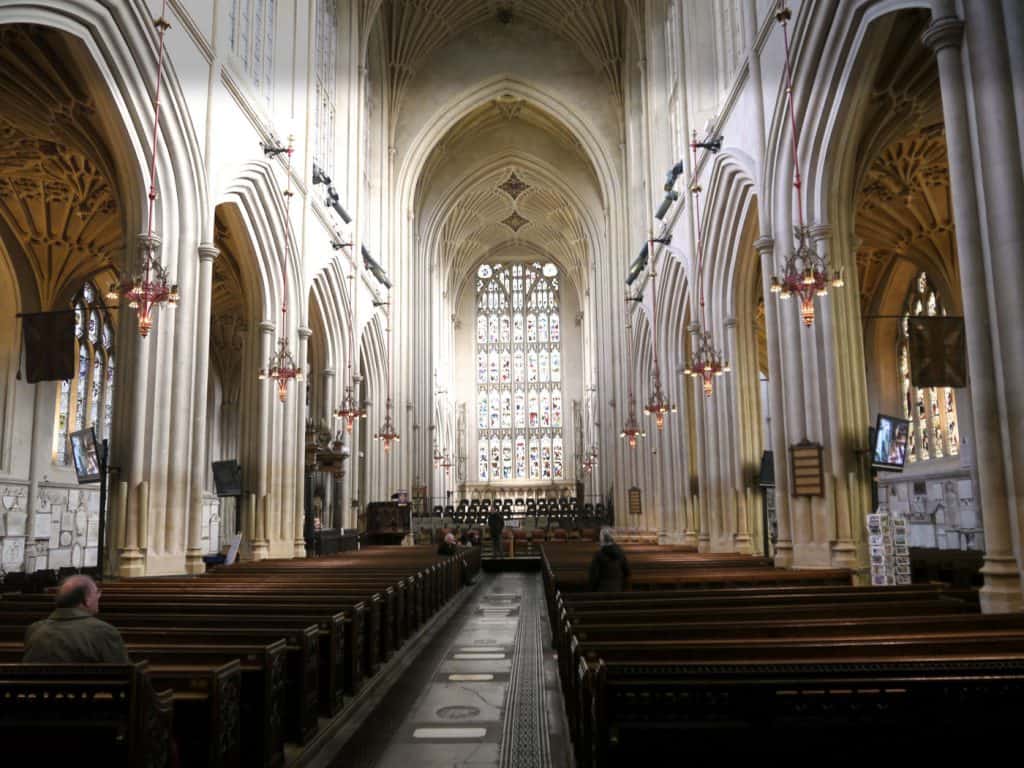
left=753, top=236, right=774, bottom=255
left=724, top=317, right=738, bottom=329
left=258, top=320, right=277, bottom=334
left=198, top=243, right=219, bottom=263
left=807, top=224, right=832, bottom=241
left=922, top=17, right=964, bottom=52
left=322, top=367, right=336, bottom=377
left=687, top=321, right=702, bottom=335
left=298, top=326, right=313, bottom=340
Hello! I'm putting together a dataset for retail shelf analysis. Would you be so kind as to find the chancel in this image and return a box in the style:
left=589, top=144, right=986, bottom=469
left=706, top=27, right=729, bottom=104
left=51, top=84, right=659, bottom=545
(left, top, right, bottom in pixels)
left=1, top=0, right=1024, bottom=765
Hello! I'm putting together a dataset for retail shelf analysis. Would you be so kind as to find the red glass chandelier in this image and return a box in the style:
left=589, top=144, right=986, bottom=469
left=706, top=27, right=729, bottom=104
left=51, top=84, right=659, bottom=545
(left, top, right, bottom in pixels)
left=107, top=0, right=178, bottom=337
left=620, top=302, right=646, bottom=448
left=374, top=307, right=400, bottom=452
left=642, top=253, right=676, bottom=429
left=334, top=268, right=368, bottom=430
left=258, top=136, right=303, bottom=403
left=768, top=2, right=844, bottom=326
left=682, top=132, right=730, bottom=397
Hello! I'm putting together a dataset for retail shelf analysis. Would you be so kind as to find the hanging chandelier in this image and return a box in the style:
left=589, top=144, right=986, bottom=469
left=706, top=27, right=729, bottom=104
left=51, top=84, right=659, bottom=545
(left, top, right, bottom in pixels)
left=581, top=446, right=598, bottom=474
left=375, top=307, right=400, bottom=452
left=642, top=254, right=676, bottom=429
left=334, top=268, right=368, bottom=430
left=258, top=134, right=302, bottom=403
left=441, top=453, right=453, bottom=475
left=682, top=131, right=729, bottom=397
left=768, top=2, right=844, bottom=327
left=107, top=2, right=178, bottom=337
left=620, top=305, right=646, bottom=447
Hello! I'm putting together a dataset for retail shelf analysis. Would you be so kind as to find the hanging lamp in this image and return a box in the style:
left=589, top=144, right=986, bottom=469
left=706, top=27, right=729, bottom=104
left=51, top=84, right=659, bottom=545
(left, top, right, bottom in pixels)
left=374, top=306, right=400, bottom=452
left=107, top=0, right=178, bottom=336
left=334, top=268, right=368, bottom=430
left=620, top=302, right=646, bottom=447
left=682, top=132, right=730, bottom=397
left=768, top=2, right=844, bottom=326
left=642, top=251, right=677, bottom=429
left=257, top=133, right=303, bottom=403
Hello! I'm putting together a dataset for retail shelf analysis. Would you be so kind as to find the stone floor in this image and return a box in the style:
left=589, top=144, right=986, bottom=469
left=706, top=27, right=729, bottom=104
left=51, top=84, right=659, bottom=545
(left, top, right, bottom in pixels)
left=334, top=571, right=571, bottom=767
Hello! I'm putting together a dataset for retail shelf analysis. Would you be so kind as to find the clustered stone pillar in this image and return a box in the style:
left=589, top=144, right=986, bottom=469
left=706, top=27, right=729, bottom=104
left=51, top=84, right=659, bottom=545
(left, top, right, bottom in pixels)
left=186, top=243, right=219, bottom=573
left=923, top=13, right=1023, bottom=611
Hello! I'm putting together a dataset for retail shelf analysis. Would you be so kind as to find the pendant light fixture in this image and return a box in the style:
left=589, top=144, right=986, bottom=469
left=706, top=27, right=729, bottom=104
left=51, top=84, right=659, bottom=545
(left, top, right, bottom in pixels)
left=642, top=248, right=677, bottom=429
left=257, top=133, right=303, bottom=403
left=374, top=305, right=400, bottom=452
left=682, top=132, right=730, bottom=397
left=620, top=300, right=646, bottom=448
left=107, top=0, right=178, bottom=336
left=768, top=2, right=844, bottom=326
left=334, top=267, right=368, bottom=430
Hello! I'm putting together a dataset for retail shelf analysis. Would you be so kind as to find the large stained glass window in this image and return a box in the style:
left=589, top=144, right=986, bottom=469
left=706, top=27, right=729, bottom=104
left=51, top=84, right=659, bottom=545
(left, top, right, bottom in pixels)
left=899, top=272, right=960, bottom=463
left=53, top=282, right=115, bottom=464
left=476, top=262, right=564, bottom=480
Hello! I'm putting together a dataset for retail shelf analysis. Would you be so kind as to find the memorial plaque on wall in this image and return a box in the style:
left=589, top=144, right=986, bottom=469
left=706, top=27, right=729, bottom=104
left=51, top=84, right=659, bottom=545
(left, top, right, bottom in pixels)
left=628, top=486, right=642, bottom=516
left=790, top=441, right=824, bottom=497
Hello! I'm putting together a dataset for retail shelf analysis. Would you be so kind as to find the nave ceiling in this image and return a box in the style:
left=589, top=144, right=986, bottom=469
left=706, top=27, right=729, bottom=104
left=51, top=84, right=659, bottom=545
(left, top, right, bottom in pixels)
left=0, top=26, right=123, bottom=309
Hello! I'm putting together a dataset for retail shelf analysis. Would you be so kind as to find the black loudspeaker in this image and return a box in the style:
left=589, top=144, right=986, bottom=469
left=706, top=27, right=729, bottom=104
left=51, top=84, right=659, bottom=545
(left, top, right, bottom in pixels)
left=212, top=460, right=242, bottom=496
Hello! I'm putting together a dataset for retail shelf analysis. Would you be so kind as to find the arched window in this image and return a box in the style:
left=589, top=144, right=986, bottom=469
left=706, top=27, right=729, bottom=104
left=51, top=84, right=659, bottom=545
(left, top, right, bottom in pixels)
left=53, top=282, right=115, bottom=464
left=898, top=272, right=960, bottom=463
left=476, top=262, right=564, bottom=480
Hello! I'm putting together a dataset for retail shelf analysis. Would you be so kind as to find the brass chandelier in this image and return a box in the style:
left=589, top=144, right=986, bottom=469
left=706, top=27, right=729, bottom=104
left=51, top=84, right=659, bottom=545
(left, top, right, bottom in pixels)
left=768, top=2, right=844, bottom=326
left=620, top=304, right=646, bottom=448
left=107, top=0, right=178, bottom=337
left=642, top=251, right=677, bottom=429
left=682, top=131, right=730, bottom=397
left=374, top=306, right=400, bottom=452
left=334, top=268, right=368, bottom=430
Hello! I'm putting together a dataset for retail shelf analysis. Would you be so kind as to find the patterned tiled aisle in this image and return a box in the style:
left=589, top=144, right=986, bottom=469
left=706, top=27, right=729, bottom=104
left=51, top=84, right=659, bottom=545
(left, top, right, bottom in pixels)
left=336, top=571, right=570, bottom=767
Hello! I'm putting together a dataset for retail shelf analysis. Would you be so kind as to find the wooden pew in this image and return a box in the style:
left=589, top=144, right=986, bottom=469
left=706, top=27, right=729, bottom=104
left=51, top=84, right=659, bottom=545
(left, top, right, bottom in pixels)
left=0, top=661, right=175, bottom=768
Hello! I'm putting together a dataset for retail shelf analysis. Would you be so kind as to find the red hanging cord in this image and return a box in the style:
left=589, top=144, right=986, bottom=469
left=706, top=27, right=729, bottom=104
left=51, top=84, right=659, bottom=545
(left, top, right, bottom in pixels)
left=779, top=5, right=806, bottom=229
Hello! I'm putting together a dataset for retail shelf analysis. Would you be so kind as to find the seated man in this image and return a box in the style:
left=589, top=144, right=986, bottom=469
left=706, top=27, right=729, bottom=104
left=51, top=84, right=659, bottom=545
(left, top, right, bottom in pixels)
left=22, top=574, right=130, bottom=664
left=587, top=528, right=632, bottom=592
left=437, top=532, right=459, bottom=556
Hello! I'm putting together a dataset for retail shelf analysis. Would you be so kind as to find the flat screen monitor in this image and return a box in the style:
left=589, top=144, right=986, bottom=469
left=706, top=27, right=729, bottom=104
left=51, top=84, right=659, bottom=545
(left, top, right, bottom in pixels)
left=211, top=460, right=243, bottom=497
left=872, top=414, right=910, bottom=471
left=69, top=427, right=102, bottom=483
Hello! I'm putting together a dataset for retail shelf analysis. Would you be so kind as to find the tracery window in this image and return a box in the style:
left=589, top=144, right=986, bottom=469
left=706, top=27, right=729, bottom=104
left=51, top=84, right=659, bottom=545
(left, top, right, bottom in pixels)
left=898, top=272, right=960, bottom=463
left=229, top=0, right=276, bottom=107
left=53, top=282, right=115, bottom=464
left=313, top=0, right=338, bottom=171
left=476, top=262, right=564, bottom=480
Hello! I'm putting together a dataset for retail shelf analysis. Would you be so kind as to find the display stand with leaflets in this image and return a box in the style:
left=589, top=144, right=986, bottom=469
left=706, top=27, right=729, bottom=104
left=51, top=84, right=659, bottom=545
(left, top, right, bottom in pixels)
left=866, top=503, right=911, bottom=585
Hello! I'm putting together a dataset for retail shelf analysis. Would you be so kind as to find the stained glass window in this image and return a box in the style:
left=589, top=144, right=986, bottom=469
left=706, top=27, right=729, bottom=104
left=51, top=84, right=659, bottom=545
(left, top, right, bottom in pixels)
left=53, top=282, right=114, bottom=464
left=899, top=272, right=960, bottom=463
left=313, top=0, right=338, bottom=172
left=475, top=262, right=564, bottom=479
left=229, top=0, right=276, bottom=107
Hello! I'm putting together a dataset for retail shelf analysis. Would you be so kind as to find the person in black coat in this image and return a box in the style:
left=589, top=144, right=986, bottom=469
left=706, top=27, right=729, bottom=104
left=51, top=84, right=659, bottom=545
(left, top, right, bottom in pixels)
left=487, top=510, right=505, bottom=557
left=587, top=528, right=631, bottom=592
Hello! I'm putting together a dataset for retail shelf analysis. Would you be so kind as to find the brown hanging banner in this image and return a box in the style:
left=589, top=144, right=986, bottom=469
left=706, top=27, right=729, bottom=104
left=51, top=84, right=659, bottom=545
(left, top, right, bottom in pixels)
left=21, top=311, right=76, bottom=382
left=908, top=316, right=966, bottom=388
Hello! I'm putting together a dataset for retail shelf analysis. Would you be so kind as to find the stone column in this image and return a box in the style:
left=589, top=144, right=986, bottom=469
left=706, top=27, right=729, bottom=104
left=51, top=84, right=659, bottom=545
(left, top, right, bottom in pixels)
left=294, top=327, right=312, bottom=557
left=689, top=322, right=712, bottom=551
left=185, top=243, right=219, bottom=573
left=251, top=321, right=276, bottom=560
left=924, top=16, right=1023, bottom=611
left=755, top=237, right=794, bottom=566
left=963, top=0, right=1024, bottom=595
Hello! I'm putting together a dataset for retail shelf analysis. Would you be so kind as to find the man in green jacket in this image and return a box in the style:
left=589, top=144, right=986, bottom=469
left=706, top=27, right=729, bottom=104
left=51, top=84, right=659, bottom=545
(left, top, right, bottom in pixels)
left=22, top=574, right=130, bottom=663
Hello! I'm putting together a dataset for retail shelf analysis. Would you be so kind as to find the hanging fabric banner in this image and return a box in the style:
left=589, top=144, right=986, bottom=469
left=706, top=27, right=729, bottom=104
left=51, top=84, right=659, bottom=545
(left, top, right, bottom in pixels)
left=21, top=311, right=75, bottom=382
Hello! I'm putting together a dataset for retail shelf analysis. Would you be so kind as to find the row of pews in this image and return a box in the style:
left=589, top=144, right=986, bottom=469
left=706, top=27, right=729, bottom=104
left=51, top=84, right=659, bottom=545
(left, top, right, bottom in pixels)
left=0, top=545, right=479, bottom=768
left=541, top=543, right=1024, bottom=766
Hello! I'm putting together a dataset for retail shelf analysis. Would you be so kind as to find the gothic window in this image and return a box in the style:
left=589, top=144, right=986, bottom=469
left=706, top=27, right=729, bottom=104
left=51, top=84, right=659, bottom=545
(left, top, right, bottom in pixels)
left=899, top=272, right=960, bottom=463
left=313, top=0, right=338, bottom=171
left=476, top=262, right=565, bottom=480
left=229, top=0, right=276, bottom=107
left=53, top=282, right=115, bottom=464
